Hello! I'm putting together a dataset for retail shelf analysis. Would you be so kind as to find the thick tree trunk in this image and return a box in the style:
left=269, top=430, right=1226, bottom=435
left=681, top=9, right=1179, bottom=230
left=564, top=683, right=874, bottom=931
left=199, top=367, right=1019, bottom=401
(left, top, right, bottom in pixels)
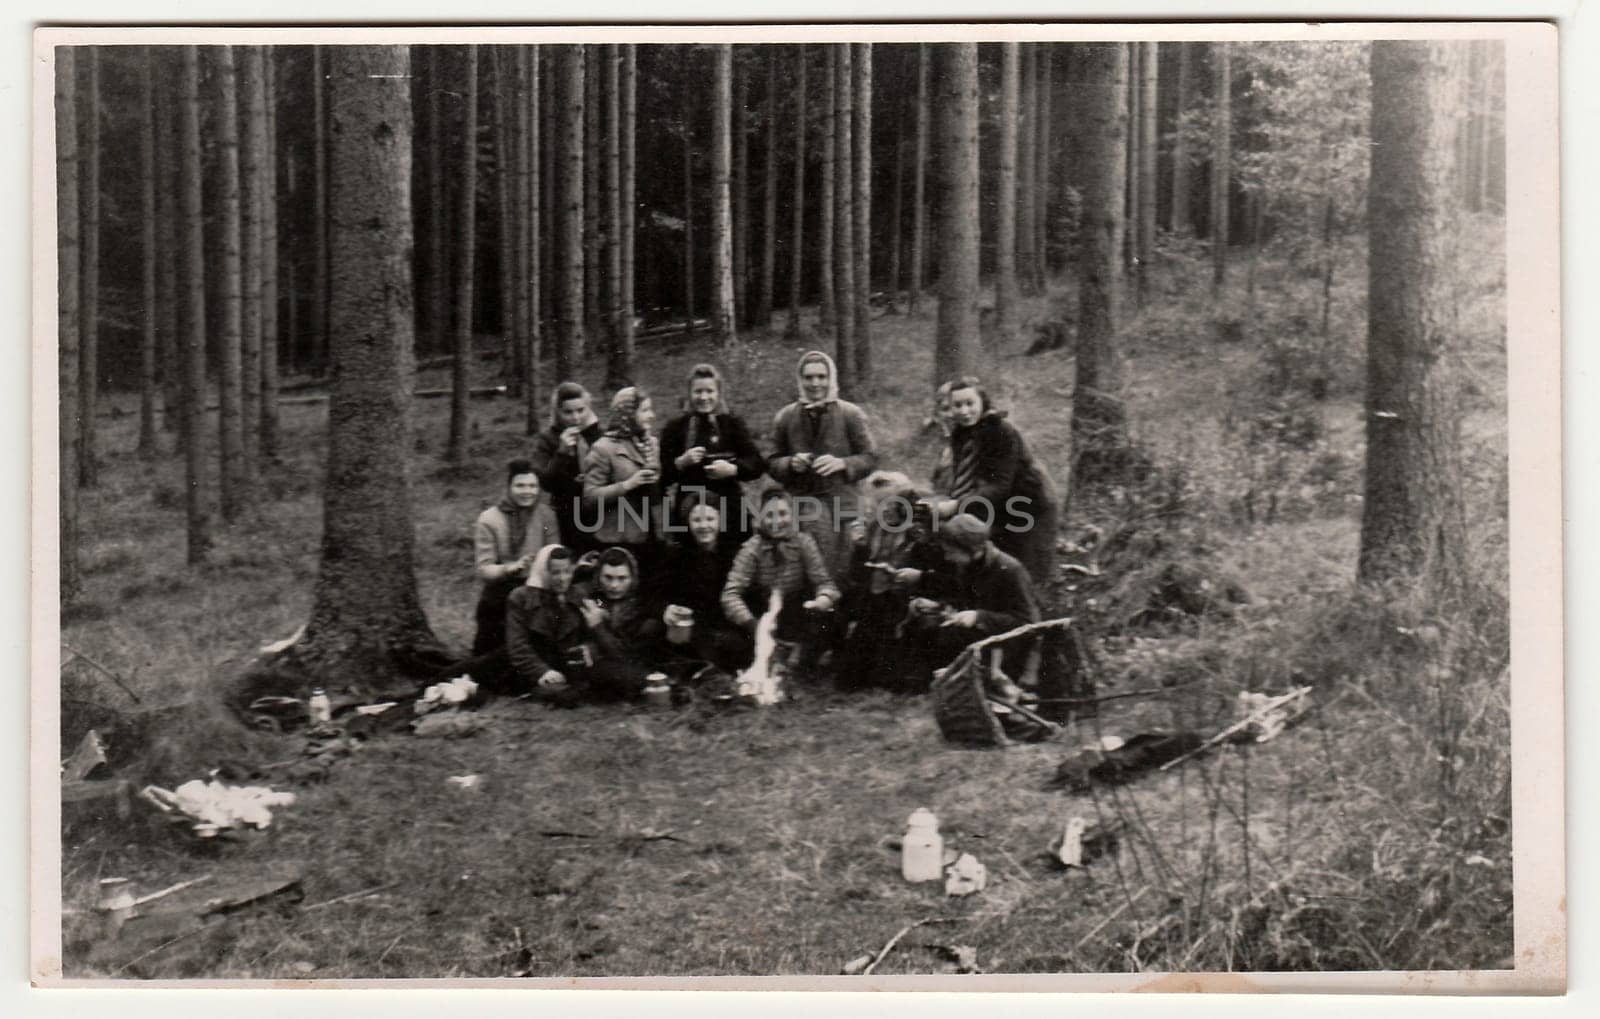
left=1070, top=42, right=1130, bottom=494
left=786, top=45, right=807, bottom=337
left=604, top=44, right=629, bottom=388
left=852, top=43, right=873, bottom=384
left=137, top=48, right=160, bottom=459
left=288, top=44, right=450, bottom=692
left=818, top=46, right=836, bottom=334
left=933, top=43, right=980, bottom=384
left=757, top=47, right=778, bottom=328
left=179, top=47, right=212, bottom=564
left=1210, top=42, right=1232, bottom=294
left=240, top=46, right=266, bottom=475
left=1138, top=42, right=1159, bottom=304
left=995, top=41, right=1021, bottom=348
left=619, top=46, right=637, bottom=378
left=313, top=47, right=331, bottom=370
left=1016, top=43, right=1037, bottom=294
left=78, top=49, right=100, bottom=488
left=57, top=47, right=82, bottom=599
left=1170, top=42, right=1193, bottom=233
left=447, top=46, right=479, bottom=465
left=1359, top=41, right=1470, bottom=586
left=261, top=51, right=281, bottom=459
left=711, top=44, right=737, bottom=345
left=1034, top=43, right=1053, bottom=291
left=214, top=47, right=247, bottom=520
left=909, top=44, right=930, bottom=314
left=555, top=45, right=585, bottom=378
left=832, top=44, right=856, bottom=392
left=584, top=45, right=601, bottom=347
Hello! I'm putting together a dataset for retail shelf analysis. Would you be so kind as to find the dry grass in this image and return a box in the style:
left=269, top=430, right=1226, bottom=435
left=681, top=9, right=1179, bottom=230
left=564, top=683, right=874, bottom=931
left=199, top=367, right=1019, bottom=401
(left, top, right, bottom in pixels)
left=57, top=219, right=1510, bottom=978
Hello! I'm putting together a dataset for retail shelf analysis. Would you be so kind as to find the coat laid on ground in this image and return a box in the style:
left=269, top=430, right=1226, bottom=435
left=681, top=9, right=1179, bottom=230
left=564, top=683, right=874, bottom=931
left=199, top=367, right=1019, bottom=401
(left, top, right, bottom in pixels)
left=944, top=410, right=1061, bottom=593
left=530, top=419, right=603, bottom=550
left=471, top=495, right=562, bottom=658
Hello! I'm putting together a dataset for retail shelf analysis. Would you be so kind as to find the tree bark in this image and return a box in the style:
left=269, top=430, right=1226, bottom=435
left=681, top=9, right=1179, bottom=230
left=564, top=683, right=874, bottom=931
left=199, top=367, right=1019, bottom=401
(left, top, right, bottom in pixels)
left=1071, top=42, right=1130, bottom=494
left=995, top=42, right=1021, bottom=348
left=526, top=46, right=545, bottom=433
left=137, top=48, right=160, bottom=459
left=1034, top=43, right=1053, bottom=291
left=1359, top=41, right=1470, bottom=586
left=1016, top=43, right=1037, bottom=294
left=909, top=44, right=929, bottom=314
left=78, top=48, right=100, bottom=488
left=832, top=44, right=856, bottom=392
left=214, top=46, right=247, bottom=520
left=711, top=44, right=737, bottom=345
left=818, top=46, right=836, bottom=334
left=261, top=51, right=281, bottom=459
left=1138, top=41, right=1159, bottom=304
left=554, top=45, right=585, bottom=378
left=757, top=46, right=778, bottom=328
left=313, top=46, right=331, bottom=370
left=733, top=53, right=750, bottom=325
left=427, top=48, right=446, bottom=359
left=584, top=45, right=601, bottom=347
left=447, top=46, right=479, bottom=465
left=1125, top=44, right=1142, bottom=299
left=156, top=56, right=183, bottom=440
left=681, top=58, right=696, bottom=337
left=933, top=43, right=980, bottom=384
left=851, top=43, right=873, bottom=385
left=786, top=44, right=807, bottom=337
left=1210, top=42, right=1232, bottom=294
left=886, top=90, right=904, bottom=315
left=493, top=49, right=518, bottom=392
left=604, top=44, right=630, bottom=388
left=619, top=46, right=637, bottom=376
left=240, top=46, right=266, bottom=475
left=288, top=44, right=450, bottom=692
left=179, top=47, right=212, bottom=564
left=57, top=47, right=82, bottom=599
left=1170, top=42, right=1193, bottom=234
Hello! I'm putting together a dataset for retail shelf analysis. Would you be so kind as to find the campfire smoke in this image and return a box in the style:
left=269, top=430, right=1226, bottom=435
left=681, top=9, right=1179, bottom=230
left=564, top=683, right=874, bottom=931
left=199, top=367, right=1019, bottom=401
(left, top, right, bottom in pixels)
left=735, top=590, right=785, bottom=705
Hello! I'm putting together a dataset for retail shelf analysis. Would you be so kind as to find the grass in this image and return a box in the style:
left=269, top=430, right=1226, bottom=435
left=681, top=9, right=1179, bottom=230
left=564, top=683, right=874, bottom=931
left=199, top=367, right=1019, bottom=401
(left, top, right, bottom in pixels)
left=57, top=218, right=1511, bottom=979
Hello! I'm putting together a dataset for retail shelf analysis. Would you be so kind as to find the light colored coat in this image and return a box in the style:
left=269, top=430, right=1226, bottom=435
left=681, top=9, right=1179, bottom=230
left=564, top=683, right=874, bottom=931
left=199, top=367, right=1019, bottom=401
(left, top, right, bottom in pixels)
left=474, top=500, right=561, bottom=582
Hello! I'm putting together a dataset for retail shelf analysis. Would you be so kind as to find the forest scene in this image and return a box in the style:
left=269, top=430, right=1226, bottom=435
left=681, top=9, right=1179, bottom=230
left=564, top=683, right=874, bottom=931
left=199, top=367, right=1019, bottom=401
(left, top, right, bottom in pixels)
left=51, top=36, right=1512, bottom=979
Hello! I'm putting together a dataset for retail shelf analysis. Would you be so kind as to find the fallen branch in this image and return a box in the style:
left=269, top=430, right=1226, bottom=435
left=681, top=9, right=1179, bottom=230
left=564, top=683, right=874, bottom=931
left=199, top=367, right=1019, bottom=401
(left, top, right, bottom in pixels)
left=1157, top=686, right=1313, bottom=773
left=1034, top=683, right=1192, bottom=708
left=61, top=644, right=143, bottom=704
left=856, top=917, right=959, bottom=976
left=302, top=881, right=401, bottom=912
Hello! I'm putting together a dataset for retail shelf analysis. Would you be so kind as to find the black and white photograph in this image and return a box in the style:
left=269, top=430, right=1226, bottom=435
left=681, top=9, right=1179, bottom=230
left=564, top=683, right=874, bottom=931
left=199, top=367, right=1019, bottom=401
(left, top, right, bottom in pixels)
left=31, top=21, right=1563, bottom=991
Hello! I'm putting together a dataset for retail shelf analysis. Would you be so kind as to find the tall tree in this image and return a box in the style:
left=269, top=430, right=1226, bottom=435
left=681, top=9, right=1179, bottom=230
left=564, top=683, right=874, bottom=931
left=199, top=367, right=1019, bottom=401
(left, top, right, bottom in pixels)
left=583, top=44, right=601, bottom=346
left=1210, top=41, right=1232, bottom=294
left=156, top=56, right=182, bottom=439
left=1138, top=41, right=1159, bottom=304
left=1016, top=43, right=1037, bottom=293
left=1125, top=43, right=1142, bottom=293
left=1071, top=42, right=1131, bottom=493
left=933, top=43, right=980, bottom=383
left=1359, top=41, right=1469, bottom=585
left=447, top=46, right=480, bottom=465
left=554, top=45, right=585, bottom=378
left=261, top=50, right=281, bottom=459
left=995, top=41, right=1021, bottom=348
left=214, top=46, right=247, bottom=520
left=57, top=47, right=81, bottom=599
left=282, top=44, right=449, bottom=690
left=1170, top=42, right=1193, bottom=233
left=137, top=48, right=160, bottom=459
left=733, top=54, right=750, bottom=323
left=619, top=46, right=637, bottom=376
left=493, top=49, right=519, bottom=393
left=818, top=45, right=836, bottom=334
left=602, top=45, right=627, bottom=387
left=851, top=42, right=873, bottom=384
left=526, top=46, right=545, bottom=432
left=78, top=48, right=100, bottom=488
left=426, top=48, right=446, bottom=358
left=313, top=46, right=330, bottom=370
left=832, top=44, right=856, bottom=392
left=1034, top=43, right=1053, bottom=290
left=179, top=47, right=212, bottom=564
left=756, top=47, right=778, bottom=328
left=711, top=44, right=737, bottom=344
left=886, top=92, right=905, bottom=314
left=909, top=44, right=930, bottom=314
left=240, top=46, right=266, bottom=476
left=681, top=55, right=696, bottom=337
left=786, top=44, right=808, bottom=337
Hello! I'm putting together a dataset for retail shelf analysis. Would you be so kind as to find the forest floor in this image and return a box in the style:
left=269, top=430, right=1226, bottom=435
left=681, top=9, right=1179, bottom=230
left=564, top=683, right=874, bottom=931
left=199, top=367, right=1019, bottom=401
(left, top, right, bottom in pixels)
left=56, top=223, right=1514, bottom=979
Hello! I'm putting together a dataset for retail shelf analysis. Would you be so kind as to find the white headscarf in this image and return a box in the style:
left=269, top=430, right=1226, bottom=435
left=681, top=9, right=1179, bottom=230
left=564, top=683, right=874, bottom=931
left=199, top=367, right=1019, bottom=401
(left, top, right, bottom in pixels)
left=795, top=350, right=841, bottom=409
left=525, top=543, right=571, bottom=589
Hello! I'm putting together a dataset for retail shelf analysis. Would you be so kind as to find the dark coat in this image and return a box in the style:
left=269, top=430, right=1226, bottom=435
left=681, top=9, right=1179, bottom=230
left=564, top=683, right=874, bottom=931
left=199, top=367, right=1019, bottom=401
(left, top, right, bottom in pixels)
left=946, top=412, right=1061, bottom=592
left=647, top=541, right=736, bottom=621
left=529, top=420, right=603, bottom=549
left=505, top=585, right=588, bottom=682
left=911, top=544, right=1040, bottom=679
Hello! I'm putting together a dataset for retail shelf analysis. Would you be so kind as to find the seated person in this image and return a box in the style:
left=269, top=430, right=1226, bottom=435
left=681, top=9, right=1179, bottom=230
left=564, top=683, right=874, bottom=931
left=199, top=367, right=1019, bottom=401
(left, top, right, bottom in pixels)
left=720, top=488, right=842, bottom=676
left=573, top=546, right=661, bottom=667
left=648, top=493, right=745, bottom=671
left=505, top=545, right=652, bottom=704
left=897, top=513, right=1041, bottom=693
left=836, top=472, right=938, bottom=692
left=467, top=459, right=561, bottom=691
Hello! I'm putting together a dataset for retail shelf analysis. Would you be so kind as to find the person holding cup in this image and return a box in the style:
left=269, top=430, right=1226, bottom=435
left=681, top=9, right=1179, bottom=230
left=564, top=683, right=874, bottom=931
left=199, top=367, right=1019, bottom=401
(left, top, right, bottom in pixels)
left=465, top=459, right=561, bottom=689
left=582, top=386, right=663, bottom=577
left=659, top=363, right=766, bottom=553
left=530, top=382, right=605, bottom=552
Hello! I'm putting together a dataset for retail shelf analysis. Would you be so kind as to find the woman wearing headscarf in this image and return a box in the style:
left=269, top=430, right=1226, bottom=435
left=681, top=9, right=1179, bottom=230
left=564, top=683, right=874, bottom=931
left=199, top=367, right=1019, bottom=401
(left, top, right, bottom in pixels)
left=469, top=460, right=562, bottom=682
left=932, top=377, right=1062, bottom=596
left=530, top=382, right=605, bottom=550
left=582, top=386, right=663, bottom=577
left=658, top=363, right=766, bottom=552
left=767, top=350, right=879, bottom=581
left=836, top=471, right=942, bottom=692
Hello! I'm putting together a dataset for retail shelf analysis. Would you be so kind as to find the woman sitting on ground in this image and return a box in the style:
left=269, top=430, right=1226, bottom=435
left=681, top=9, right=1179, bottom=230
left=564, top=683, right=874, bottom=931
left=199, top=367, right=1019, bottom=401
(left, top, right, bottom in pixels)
left=720, top=488, right=842, bottom=678
left=530, top=382, right=605, bottom=551
left=836, top=472, right=942, bottom=693
left=648, top=492, right=745, bottom=671
left=582, top=386, right=663, bottom=576
left=658, top=363, right=766, bottom=553
left=466, top=459, right=561, bottom=689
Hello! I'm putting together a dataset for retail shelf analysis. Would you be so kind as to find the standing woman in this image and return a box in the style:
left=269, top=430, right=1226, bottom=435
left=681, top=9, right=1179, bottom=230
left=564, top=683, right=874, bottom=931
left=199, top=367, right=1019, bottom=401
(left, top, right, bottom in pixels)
left=582, top=386, right=663, bottom=576
left=530, top=382, right=604, bottom=551
left=933, top=377, right=1061, bottom=597
left=767, top=350, right=879, bottom=580
left=659, top=363, right=766, bottom=552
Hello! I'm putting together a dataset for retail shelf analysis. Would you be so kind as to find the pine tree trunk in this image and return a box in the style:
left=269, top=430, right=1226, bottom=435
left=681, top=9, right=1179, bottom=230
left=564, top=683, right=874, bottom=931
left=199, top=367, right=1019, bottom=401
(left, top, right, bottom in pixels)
left=313, top=46, right=331, bottom=371
left=1034, top=43, right=1053, bottom=291
left=137, top=48, right=160, bottom=459
left=786, top=44, right=807, bottom=337
left=57, top=47, right=82, bottom=599
left=1170, top=42, right=1193, bottom=234
left=682, top=69, right=696, bottom=337
left=493, top=49, right=518, bottom=390
left=427, top=48, right=446, bottom=359
left=447, top=46, right=479, bottom=465
left=886, top=97, right=904, bottom=315
left=818, top=46, right=836, bottom=334
left=1138, top=42, right=1159, bottom=304
left=78, top=48, right=100, bottom=488
left=603, top=44, right=629, bottom=387
left=157, top=58, right=182, bottom=440
left=240, top=46, right=266, bottom=475
left=1359, top=41, right=1470, bottom=586
left=852, top=43, right=873, bottom=384
left=214, top=46, right=247, bottom=520
left=711, top=44, right=737, bottom=345
left=261, top=51, right=281, bottom=459
left=179, top=47, right=212, bottom=564
left=757, top=47, right=778, bottom=328
left=526, top=46, right=545, bottom=433
left=619, top=46, right=637, bottom=375
left=832, top=44, right=856, bottom=393
left=909, top=44, right=930, bottom=314
left=733, top=56, right=749, bottom=326
left=1016, top=43, right=1037, bottom=295
left=1125, top=43, right=1141, bottom=299
left=285, top=44, right=450, bottom=692
left=1210, top=42, right=1232, bottom=294
left=555, top=45, right=585, bottom=378
left=514, top=48, right=534, bottom=404
left=933, top=43, right=980, bottom=384
left=1070, top=42, right=1130, bottom=495
left=584, top=45, right=601, bottom=348
left=995, top=41, right=1021, bottom=348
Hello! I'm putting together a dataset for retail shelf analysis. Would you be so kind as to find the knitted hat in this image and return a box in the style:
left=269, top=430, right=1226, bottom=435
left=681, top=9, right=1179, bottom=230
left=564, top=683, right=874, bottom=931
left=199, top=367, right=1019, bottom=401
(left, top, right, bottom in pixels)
left=938, top=513, right=991, bottom=552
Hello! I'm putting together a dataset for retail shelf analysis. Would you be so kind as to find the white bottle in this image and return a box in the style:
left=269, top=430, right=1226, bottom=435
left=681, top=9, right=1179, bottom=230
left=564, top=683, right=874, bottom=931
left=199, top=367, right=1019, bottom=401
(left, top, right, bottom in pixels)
left=308, top=688, right=332, bottom=725
left=901, top=808, right=944, bottom=883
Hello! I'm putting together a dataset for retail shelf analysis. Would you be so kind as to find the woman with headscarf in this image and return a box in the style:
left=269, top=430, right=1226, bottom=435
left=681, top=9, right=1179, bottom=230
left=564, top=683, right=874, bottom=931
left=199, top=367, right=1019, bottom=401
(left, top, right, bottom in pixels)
left=932, top=377, right=1062, bottom=597
left=530, top=382, right=605, bottom=551
left=836, top=471, right=942, bottom=692
left=767, top=350, right=879, bottom=581
left=658, top=363, right=766, bottom=552
left=469, top=460, right=562, bottom=686
left=582, top=386, right=662, bottom=577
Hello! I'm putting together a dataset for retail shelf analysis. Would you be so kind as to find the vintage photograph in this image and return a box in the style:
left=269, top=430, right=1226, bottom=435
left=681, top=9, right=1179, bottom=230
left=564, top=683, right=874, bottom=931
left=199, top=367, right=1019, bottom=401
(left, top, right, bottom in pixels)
left=35, top=23, right=1560, bottom=987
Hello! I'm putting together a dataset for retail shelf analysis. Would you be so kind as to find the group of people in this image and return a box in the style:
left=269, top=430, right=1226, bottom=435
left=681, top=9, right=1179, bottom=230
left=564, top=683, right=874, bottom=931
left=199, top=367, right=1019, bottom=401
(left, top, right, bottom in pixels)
left=466, top=350, right=1062, bottom=705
